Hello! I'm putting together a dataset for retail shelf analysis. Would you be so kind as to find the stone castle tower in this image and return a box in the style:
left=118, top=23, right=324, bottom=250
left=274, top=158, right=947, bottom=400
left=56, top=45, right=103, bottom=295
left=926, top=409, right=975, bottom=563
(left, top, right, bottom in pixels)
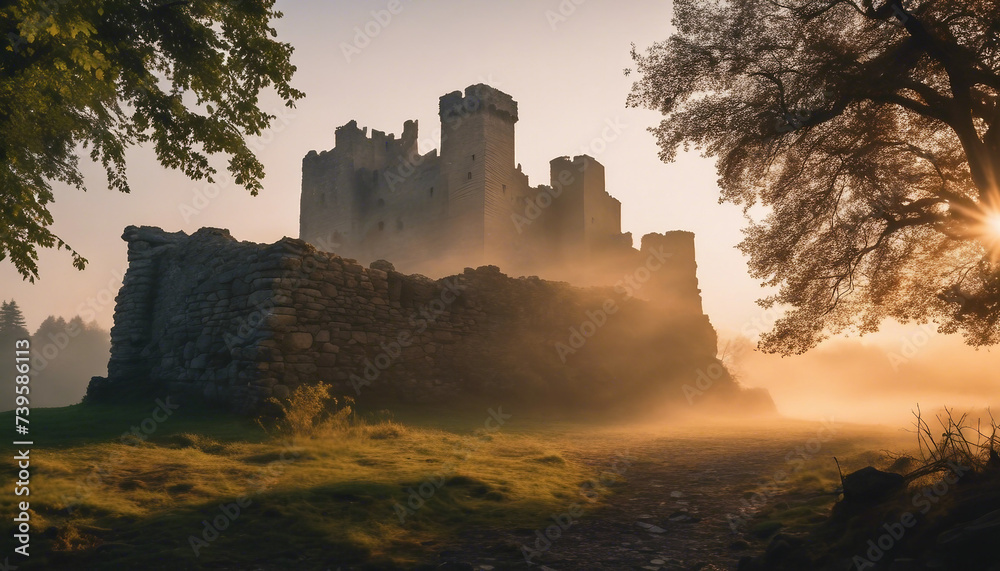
left=300, top=85, right=631, bottom=274
left=300, top=84, right=703, bottom=314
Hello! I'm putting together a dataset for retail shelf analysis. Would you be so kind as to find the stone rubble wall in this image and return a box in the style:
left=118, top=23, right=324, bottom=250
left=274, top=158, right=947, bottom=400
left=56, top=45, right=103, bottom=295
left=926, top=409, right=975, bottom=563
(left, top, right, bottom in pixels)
left=88, top=226, right=766, bottom=415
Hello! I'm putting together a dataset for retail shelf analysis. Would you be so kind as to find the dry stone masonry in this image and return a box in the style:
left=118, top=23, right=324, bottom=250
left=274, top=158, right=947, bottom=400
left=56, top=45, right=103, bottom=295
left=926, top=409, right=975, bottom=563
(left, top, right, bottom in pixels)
left=87, top=226, right=773, bottom=415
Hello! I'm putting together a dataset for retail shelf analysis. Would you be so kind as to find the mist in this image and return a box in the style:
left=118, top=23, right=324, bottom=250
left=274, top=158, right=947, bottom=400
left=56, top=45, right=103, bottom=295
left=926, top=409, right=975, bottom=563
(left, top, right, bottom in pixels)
left=1, top=315, right=110, bottom=411
left=721, top=327, right=998, bottom=425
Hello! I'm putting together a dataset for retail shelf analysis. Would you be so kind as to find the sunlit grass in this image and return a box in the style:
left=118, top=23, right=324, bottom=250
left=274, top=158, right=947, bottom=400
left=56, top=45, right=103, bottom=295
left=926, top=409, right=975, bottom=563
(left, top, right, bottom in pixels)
left=0, top=400, right=596, bottom=569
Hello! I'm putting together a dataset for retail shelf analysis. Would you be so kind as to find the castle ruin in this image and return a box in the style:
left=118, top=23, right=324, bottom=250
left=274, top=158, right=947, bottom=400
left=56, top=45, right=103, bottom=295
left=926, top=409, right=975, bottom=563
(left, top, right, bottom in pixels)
left=300, top=84, right=646, bottom=283
left=86, top=85, right=776, bottom=416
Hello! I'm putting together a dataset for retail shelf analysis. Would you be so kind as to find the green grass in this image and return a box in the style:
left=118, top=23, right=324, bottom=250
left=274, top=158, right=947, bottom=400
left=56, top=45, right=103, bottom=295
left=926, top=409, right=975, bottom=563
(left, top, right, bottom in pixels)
left=0, top=400, right=597, bottom=569
left=737, top=428, right=918, bottom=539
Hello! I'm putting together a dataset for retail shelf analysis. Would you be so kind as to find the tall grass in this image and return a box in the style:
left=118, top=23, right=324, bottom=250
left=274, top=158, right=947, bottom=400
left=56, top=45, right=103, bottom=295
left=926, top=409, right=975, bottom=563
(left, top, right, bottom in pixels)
left=259, top=382, right=407, bottom=440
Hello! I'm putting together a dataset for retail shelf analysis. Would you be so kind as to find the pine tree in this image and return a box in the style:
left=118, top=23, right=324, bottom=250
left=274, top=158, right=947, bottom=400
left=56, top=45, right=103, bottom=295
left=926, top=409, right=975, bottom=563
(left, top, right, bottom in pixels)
left=0, top=300, right=29, bottom=337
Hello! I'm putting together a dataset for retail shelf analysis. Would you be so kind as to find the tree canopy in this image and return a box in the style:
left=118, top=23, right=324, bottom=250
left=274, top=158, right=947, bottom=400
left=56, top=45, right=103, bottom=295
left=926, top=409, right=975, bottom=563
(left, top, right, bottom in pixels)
left=1, top=0, right=303, bottom=281
left=629, top=0, right=1000, bottom=353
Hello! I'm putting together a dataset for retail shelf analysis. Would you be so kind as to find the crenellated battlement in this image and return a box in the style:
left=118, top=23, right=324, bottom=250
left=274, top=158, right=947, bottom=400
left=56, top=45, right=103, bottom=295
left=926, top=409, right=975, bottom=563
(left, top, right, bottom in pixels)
left=439, top=83, right=518, bottom=123
left=328, top=119, right=420, bottom=161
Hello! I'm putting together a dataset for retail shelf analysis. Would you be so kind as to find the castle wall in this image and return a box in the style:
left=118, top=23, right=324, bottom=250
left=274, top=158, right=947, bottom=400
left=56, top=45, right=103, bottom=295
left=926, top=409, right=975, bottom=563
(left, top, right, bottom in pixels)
left=298, top=84, right=705, bottom=321
left=639, top=231, right=705, bottom=315
left=301, top=120, right=450, bottom=273
left=89, top=226, right=769, bottom=416
left=545, top=157, right=588, bottom=263
left=580, top=159, right=623, bottom=256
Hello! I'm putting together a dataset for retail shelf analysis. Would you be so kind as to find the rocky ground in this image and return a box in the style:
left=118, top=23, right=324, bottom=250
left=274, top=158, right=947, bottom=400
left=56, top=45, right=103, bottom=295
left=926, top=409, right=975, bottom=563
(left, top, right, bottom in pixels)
left=425, top=422, right=861, bottom=571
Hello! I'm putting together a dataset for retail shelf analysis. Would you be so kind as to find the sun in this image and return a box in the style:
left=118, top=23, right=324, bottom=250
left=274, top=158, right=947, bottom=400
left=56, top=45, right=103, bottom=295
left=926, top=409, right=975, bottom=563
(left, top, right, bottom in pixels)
left=972, top=206, right=1000, bottom=262
left=987, top=213, right=1000, bottom=239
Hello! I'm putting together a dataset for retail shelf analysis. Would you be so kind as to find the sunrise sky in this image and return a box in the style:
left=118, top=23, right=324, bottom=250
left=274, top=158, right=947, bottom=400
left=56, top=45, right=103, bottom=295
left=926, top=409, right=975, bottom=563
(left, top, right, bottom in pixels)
left=1, top=0, right=995, bottom=422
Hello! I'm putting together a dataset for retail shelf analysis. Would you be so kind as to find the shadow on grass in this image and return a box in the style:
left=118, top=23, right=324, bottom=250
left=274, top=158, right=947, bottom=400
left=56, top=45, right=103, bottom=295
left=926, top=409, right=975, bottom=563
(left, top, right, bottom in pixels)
left=0, top=401, right=266, bottom=449
left=21, top=476, right=574, bottom=570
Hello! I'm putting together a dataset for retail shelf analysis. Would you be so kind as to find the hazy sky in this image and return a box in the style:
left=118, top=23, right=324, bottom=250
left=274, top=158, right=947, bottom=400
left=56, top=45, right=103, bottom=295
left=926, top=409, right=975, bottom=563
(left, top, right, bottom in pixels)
left=1, top=0, right=995, bottom=421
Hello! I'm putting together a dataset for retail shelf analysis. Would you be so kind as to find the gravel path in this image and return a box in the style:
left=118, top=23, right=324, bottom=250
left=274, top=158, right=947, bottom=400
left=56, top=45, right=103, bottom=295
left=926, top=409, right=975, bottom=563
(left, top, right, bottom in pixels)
left=438, top=423, right=849, bottom=571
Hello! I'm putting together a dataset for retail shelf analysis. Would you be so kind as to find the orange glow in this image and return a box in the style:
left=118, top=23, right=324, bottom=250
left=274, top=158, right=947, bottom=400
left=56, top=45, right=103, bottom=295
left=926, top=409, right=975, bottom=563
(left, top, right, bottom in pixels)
left=986, top=212, right=1000, bottom=239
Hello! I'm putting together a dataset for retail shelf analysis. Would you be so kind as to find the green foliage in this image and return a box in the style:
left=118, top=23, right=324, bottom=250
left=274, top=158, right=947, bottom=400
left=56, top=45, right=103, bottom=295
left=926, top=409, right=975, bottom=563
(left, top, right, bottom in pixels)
left=629, top=0, right=1000, bottom=352
left=0, top=0, right=304, bottom=281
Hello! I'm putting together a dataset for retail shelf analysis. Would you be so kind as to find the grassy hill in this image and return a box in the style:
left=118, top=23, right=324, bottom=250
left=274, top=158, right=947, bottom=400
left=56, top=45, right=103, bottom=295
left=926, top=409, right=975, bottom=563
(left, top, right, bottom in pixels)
left=0, top=396, right=599, bottom=569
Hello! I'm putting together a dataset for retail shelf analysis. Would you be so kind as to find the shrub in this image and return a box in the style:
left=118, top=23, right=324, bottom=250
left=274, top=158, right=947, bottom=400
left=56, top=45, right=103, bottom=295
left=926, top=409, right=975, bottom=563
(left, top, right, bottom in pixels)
left=905, top=405, right=999, bottom=481
left=261, top=382, right=355, bottom=439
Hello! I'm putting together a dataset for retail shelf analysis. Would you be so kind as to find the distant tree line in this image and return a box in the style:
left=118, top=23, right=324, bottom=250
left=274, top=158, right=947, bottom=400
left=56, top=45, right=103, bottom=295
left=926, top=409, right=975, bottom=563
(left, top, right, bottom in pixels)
left=1, top=299, right=110, bottom=410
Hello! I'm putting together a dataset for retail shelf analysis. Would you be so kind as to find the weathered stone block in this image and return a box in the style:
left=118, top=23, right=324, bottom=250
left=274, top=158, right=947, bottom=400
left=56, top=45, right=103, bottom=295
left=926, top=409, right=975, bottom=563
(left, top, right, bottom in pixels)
left=284, top=332, right=314, bottom=351
left=266, top=314, right=296, bottom=327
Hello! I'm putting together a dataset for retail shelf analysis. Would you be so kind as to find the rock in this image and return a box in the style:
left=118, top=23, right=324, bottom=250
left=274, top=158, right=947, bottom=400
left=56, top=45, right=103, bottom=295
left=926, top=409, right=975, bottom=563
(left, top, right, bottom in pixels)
left=842, top=466, right=905, bottom=503
left=284, top=332, right=314, bottom=351
left=370, top=259, right=395, bottom=272
left=667, top=510, right=700, bottom=523
left=636, top=522, right=666, bottom=533
left=122, top=225, right=187, bottom=245
left=266, top=313, right=297, bottom=327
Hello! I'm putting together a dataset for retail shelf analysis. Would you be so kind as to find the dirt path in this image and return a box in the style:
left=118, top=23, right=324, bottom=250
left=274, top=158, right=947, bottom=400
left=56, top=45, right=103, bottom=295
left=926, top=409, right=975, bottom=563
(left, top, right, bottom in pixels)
left=437, top=424, right=845, bottom=571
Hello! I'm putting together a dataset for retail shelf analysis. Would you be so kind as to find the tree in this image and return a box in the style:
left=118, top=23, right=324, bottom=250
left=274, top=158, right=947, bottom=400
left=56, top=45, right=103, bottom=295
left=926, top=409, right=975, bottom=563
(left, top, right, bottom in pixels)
left=26, top=315, right=110, bottom=407
left=1, top=0, right=303, bottom=281
left=628, top=0, right=1000, bottom=353
left=0, top=299, right=28, bottom=336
